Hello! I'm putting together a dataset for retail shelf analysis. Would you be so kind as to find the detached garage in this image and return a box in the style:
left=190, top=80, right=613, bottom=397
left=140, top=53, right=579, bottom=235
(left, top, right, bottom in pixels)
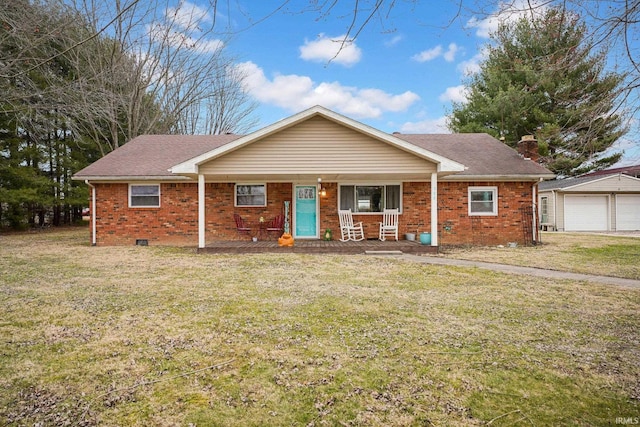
left=538, top=172, right=640, bottom=232
left=617, top=195, right=640, bottom=230
left=564, top=195, right=609, bottom=231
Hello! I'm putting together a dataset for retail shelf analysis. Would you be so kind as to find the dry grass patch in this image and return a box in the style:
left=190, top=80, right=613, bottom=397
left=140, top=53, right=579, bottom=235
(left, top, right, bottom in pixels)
left=441, top=232, right=640, bottom=279
left=1, top=229, right=639, bottom=426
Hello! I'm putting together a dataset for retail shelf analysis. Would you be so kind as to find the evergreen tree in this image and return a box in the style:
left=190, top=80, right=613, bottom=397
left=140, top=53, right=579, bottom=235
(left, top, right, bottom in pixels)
left=448, top=7, right=628, bottom=176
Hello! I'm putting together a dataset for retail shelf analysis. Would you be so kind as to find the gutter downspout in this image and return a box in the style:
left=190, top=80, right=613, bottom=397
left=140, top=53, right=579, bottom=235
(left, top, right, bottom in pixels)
left=532, top=180, right=540, bottom=243
left=431, top=172, right=438, bottom=246
left=551, top=189, right=556, bottom=231
left=84, top=180, right=97, bottom=246
left=198, top=172, right=205, bottom=249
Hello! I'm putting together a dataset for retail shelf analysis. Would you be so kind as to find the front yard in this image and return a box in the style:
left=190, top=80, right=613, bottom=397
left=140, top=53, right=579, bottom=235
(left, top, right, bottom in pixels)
left=441, top=231, right=640, bottom=280
left=1, top=229, right=638, bottom=426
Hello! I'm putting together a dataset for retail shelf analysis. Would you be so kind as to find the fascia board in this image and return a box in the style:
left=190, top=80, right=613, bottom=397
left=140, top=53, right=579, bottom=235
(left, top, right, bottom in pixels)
left=562, top=173, right=640, bottom=191
left=170, top=105, right=466, bottom=175
left=170, top=107, right=327, bottom=174
left=315, top=107, right=466, bottom=173
left=71, top=175, right=193, bottom=182
left=442, top=174, right=556, bottom=182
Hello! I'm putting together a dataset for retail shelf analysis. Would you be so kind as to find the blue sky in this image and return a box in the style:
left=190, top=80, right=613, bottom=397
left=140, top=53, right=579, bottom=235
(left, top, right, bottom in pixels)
left=172, top=0, right=640, bottom=166
left=226, top=1, right=481, bottom=133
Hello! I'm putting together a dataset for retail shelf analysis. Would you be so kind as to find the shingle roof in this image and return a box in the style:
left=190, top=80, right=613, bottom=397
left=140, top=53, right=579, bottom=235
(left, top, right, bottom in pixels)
left=74, top=131, right=553, bottom=180
left=537, top=172, right=640, bottom=191
left=538, top=175, right=602, bottom=190
left=394, top=133, right=554, bottom=177
left=73, top=134, right=241, bottom=179
left=581, top=164, right=640, bottom=178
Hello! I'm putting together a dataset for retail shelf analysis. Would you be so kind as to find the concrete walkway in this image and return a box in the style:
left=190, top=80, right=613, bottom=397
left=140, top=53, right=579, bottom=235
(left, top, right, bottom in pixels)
left=400, top=254, right=640, bottom=289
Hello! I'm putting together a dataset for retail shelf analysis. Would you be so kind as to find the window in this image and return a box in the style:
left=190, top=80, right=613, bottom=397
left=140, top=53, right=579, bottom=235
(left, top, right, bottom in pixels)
left=540, top=196, right=549, bottom=223
left=468, top=186, right=497, bottom=216
left=129, top=184, right=160, bottom=207
left=339, top=184, right=401, bottom=213
left=235, top=184, right=266, bottom=207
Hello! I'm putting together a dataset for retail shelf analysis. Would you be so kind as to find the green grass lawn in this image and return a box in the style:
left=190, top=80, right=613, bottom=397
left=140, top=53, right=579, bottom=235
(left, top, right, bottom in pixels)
left=442, top=232, right=640, bottom=280
left=1, top=229, right=638, bottom=426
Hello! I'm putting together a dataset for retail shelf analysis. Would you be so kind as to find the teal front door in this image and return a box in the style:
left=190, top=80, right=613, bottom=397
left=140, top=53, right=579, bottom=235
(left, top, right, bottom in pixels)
left=294, top=185, right=318, bottom=238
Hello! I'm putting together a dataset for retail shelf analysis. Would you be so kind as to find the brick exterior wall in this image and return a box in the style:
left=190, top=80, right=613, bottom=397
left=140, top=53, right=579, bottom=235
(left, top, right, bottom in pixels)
left=92, top=183, right=198, bottom=246
left=91, top=180, right=535, bottom=246
left=438, top=181, right=534, bottom=246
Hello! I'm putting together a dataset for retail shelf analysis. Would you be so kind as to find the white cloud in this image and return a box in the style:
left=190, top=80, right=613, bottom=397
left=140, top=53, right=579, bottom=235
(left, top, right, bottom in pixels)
left=299, top=34, right=362, bottom=67
left=466, top=0, right=549, bottom=38
left=412, top=45, right=443, bottom=62
left=443, top=43, right=460, bottom=62
left=147, top=23, right=223, bottom=54
left=439, top=85, right=468, bottom=103
left=196, top=38, right=224, bottom=53
left=457, top=48, right=487, bottom=76
left=399, top=116, right=450, bottom=133
left=166, top=1, right=212, bottom=31
left=412, top=43, right=460, bottom=63
left=236, top=61, right=419, bottom=119
left=145, top=2, right=223, bottom=54
left=385, top=35, right=404, bottom=47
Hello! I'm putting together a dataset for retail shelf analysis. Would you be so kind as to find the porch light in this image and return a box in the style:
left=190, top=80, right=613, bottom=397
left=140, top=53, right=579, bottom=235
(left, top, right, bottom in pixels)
left=317, top=178, right=327, bottom=197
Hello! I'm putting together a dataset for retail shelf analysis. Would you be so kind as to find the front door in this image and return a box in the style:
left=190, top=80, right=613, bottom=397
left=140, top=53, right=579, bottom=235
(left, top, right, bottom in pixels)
left=294, top=185, right=318, bottom=238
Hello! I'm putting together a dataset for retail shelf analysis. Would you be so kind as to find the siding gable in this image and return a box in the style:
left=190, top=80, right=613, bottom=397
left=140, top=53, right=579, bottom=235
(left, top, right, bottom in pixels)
left=198, top=116, right=436, bottom=176
left=562, top=174, right=640, bottom=192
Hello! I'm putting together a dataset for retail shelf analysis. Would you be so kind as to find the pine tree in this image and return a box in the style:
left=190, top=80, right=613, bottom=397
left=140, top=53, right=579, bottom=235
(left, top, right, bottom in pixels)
left=448, top=7, right=628, bottom=176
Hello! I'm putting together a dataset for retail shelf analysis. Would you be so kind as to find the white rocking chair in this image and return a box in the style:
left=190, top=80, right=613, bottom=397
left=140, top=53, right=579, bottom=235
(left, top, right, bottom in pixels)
left=379, top=208, right=399, bottom=241
left=338, top=209, right=365, bottom=241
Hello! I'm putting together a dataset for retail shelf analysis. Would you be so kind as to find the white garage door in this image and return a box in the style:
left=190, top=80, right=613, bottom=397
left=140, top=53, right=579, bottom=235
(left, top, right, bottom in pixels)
left=617, top=195, right=640, bottom=231
left=565, top=195, right=608, bottom=231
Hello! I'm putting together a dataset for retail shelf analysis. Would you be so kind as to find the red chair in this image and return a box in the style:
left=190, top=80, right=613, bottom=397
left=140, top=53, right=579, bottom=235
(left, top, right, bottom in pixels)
left=266, top=214, right=284, bottom=238
left=233, top=214, right=252, bottom=238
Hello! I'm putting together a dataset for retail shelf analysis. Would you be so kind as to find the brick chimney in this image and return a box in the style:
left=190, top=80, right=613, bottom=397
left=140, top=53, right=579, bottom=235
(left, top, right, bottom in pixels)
left=517, top=135, right=539, bottom=162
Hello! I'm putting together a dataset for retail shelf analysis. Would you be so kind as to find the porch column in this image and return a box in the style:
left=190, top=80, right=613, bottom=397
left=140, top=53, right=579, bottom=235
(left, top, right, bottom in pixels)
left=198, top=173, right=205, bottom=248
left=430, top=172, right=438, bottom=246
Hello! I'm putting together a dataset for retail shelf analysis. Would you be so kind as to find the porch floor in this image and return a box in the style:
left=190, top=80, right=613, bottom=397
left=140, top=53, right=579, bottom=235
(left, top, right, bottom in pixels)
left=198, top=238, right=438, bottom=255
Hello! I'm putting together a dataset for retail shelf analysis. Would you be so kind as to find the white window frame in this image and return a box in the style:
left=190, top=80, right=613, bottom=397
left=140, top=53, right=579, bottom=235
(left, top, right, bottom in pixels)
left=129, top=184, right=161, bottom=208
left=540, top=196, right=549, bottom=223
left=235, top=183, right=267, bottom=207
left=468, top=186, right=498, bottom=216
left=338, top=183, right=402, bottom=214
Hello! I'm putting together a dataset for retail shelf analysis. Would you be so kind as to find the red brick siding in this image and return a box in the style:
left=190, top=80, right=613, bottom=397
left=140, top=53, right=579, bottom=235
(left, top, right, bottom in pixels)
left=93, top=183, right=198, bottom=246
left=438, top=181, right=534, bottom=246
left=319, top=183, right=340, bottom=238
left=91, top=180, right=534, bottom=246
left=401, top=182, right=431, bottom=236
left=204, top=182, right=292, bottom=240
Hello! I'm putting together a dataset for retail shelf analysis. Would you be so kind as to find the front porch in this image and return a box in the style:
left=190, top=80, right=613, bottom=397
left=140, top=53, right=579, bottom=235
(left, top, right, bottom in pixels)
left=198, top=238, right=438, bottom=254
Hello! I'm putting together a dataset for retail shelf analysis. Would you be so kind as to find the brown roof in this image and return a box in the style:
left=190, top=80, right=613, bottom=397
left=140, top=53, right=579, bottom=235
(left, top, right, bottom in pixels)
left=581, top=163, right=640, bottom=179
left=73, top=134, right=241, bottom=179
left=73, top=132, right=553, bottom=180
left=395, top=133, right=554, bottom=177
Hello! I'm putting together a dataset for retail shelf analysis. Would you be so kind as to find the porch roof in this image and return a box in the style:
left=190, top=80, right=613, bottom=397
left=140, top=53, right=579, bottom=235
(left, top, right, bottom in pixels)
left=169, top=106, right=464, bottom=178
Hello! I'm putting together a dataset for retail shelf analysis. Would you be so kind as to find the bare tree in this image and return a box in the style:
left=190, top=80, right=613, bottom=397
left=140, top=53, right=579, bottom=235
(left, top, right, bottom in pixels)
left=59, top=0, right=257, bottom=156
left=175, top=61, right=258, bottom=135
left=2, top=0, right=258, bottom=157
left=3, top=0, right=637, bottom=141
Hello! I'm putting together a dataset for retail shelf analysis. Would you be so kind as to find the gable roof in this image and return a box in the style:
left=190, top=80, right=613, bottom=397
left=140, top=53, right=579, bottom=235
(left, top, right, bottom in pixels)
left=539, top=172, right=640, bottom=191
left=581, top=164, right=640, bottom=179
left=169, top=106, right=464, bottom=175
left=73, top=106, right=554, bottom=182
